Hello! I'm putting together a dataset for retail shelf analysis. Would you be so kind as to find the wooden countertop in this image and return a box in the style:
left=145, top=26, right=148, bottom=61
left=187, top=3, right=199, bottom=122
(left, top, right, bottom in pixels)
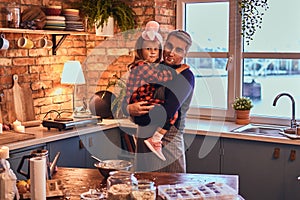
left=3, top=118, right=300, bottom=151
left=51, top=167, right=239, bottom=200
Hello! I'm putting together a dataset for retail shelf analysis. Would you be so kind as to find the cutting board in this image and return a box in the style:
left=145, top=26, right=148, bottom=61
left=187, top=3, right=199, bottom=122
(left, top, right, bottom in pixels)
left=0, top=131, right=35, bottom=145
left=2, top=74, right=35, bottom=123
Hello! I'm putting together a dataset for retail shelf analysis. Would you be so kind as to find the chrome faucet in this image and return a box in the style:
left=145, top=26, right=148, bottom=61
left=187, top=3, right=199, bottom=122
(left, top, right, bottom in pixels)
left=273, top=93, right=297, bottom=128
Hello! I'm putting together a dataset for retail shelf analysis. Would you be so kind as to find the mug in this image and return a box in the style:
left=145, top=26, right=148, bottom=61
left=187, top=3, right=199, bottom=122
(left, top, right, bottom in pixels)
left=17, top=36, right=34, bottom=49
left=0, top=34, right=9, bottom=50
left=36, top=36, right=53, bottom=49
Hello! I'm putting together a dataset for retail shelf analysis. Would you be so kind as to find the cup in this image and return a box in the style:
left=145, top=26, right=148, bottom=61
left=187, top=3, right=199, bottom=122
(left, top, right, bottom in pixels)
left=36, top=36, right=53, bottom=49
left=0, top=34, right=9, bottom=50
left=17, top=36, right=34, bottom=49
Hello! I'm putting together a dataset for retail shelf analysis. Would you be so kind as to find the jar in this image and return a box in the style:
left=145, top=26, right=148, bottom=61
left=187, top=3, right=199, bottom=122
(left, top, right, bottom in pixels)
left=6, top=3, right=20, bottom=28
left=131, top=179, right=156, bottom=200
left=106, top=171, right=137, bottom=200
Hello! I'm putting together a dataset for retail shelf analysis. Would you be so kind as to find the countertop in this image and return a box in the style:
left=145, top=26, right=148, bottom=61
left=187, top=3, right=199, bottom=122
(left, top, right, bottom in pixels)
left=3, top=118, right=300, bottom=151
left=50, top=167, right=240, bottom=200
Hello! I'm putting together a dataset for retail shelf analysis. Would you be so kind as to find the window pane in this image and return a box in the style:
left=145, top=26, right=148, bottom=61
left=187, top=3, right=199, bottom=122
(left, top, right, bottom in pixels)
left=187, top=58, right=228, bottom=109
left=186, top=2, right=229, bottom=52
left=244, top=0, right=300, bottom=52
left=243, top=58, right=300, bottom=119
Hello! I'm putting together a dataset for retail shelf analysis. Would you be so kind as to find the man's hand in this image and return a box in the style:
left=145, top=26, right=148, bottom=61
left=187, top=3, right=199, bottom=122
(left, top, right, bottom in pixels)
left=127, top=101, right=154, bottom=116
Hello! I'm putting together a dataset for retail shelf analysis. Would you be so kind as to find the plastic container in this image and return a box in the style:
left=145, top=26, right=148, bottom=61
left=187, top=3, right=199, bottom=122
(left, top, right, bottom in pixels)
left=158, top=182, right=238, bottom=200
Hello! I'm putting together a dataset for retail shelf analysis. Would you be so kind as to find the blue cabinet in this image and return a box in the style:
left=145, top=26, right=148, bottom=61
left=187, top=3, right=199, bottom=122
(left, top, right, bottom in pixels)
left=221, top=138, right=284, bottom=200
left=47, top=128, right=123, bottom=168
left=184, top=134, right=221, bottom=174
left=185, top=135, right=300, bottom=200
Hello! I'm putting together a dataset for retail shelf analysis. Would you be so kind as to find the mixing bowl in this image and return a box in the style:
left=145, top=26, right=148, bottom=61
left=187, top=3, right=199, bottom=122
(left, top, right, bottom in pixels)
left=94, top=160, right=132, bottom=178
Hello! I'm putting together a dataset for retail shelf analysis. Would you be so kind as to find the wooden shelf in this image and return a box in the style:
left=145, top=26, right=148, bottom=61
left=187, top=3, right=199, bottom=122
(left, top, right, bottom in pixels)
left=0, top=28, right=89, bottom=36
left=0, top=28, right=89, bottom=55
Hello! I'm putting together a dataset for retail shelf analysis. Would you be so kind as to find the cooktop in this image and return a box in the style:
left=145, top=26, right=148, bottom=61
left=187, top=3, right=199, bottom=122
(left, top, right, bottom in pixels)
left=42, top=116, right=102, bottom=131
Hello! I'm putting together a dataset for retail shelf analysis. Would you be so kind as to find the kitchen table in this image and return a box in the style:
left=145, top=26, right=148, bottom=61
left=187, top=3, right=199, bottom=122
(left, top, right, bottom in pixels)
left=49, top=167, right=240, bottom=199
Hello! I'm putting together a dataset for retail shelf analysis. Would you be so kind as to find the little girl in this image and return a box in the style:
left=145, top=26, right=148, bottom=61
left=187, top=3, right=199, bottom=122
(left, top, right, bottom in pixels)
left=125, top=21, right=188, bottom=160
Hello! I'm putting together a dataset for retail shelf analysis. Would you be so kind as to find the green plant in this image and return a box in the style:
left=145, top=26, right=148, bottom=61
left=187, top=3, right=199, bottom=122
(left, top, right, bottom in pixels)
left=76, top=0, right=136, bottom=32
left=232, top=96, right=253, bottom=110
left=239, top=0, right=269, bottom=45
left=105, top=74, right=126, bottom=118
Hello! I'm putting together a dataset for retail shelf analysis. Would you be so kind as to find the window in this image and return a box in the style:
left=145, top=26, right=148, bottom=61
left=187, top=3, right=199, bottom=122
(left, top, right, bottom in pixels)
left=177, top=0, right=300, bottom=124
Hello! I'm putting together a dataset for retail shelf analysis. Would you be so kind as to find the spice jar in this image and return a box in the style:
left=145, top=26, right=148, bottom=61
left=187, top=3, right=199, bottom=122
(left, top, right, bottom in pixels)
left=106, top=171, right=137, bottom=200
left=131, top=179, right=156, bottom=200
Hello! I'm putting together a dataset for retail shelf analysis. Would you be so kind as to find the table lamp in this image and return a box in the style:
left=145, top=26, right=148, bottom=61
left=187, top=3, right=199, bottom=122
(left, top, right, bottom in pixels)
left=61, top=61, right=90, bottom=118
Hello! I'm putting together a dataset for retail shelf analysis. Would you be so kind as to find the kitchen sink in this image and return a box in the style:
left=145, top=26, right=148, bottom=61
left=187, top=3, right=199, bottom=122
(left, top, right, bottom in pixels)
left=231, top=124, right=289, bottom=138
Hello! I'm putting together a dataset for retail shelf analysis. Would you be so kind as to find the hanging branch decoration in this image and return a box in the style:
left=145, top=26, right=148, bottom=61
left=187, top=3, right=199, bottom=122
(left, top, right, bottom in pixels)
left=239, top=0, right=269, bottom=45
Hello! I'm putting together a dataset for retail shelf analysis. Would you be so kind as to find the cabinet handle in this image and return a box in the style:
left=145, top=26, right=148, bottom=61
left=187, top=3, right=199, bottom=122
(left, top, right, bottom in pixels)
left=290, top=150, right=296, bottom=161
left=273, top=147, right=280, bottom=159
left=79, top=139, right=85, bottom=149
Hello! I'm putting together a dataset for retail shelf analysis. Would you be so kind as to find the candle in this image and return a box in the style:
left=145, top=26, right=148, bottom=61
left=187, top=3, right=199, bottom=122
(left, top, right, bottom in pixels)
left=15, top=125, right=25, bottom=133
left=13, top=120, right=21, bottom=131
left=0, top=146, right=9, bottom=159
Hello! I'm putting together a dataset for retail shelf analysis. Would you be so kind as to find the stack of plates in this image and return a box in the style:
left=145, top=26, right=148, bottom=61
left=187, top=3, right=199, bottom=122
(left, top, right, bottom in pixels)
left=44, top=15, right=66, bottom=30
left=62, top=9, right=84, bottom=31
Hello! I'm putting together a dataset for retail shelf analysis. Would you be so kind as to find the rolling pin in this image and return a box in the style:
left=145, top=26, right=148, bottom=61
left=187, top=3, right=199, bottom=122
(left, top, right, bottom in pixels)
left=21, top=120, right=41, bottom=127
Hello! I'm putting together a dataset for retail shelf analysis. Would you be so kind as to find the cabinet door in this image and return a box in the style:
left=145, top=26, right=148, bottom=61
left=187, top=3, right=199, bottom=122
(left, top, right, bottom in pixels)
left=222, top=138, right=284, bottom=200
left=184, top=134, right=221, bottom=174
left=83, top=128, right=123, bottom=168
left=47, top=136, right=86, bottom=168
left=8, top=144, right=46, bottom=180
left=284, top=144, right=300, bottom=200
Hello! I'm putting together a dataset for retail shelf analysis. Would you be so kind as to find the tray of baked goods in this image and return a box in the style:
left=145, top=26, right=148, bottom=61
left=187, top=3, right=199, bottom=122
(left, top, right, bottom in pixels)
left=158, top=182, right=244, bottom=200
left=17, top=179, right=64, bottom=199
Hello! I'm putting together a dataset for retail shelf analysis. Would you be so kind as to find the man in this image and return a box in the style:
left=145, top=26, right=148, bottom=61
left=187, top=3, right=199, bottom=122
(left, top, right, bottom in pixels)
left=127, top=30, right=195, bottom=172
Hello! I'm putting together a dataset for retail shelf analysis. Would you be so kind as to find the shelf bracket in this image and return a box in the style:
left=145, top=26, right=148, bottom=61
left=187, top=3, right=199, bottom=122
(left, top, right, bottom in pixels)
left=52, top=34, right=70, bottom=55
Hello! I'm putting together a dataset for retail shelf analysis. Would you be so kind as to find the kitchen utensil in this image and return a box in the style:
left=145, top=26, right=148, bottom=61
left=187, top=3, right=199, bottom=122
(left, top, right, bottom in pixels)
left=94, top=159, right=132, bottom=178
left=91, top=155, right=102, bottom=162
left=2, top=74, right=35, bottom=123
left=17, top=149, right=60, bottom=179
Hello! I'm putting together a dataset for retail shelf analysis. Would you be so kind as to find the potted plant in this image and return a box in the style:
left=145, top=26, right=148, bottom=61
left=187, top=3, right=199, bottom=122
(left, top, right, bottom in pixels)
left=76, top=0, right=136, bottom=35
left=232, top=96, right=253, bottom=125
left=239, top=0, right=269, bottom=45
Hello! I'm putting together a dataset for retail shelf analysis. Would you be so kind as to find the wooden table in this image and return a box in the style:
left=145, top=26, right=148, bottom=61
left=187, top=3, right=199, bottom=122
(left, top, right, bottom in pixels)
left=51, top=168, right=239, bottom=199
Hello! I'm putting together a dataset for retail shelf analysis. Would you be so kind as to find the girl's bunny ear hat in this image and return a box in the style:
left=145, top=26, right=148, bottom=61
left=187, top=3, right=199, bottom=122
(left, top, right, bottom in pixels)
left=141, top=21, right=163, bottom=44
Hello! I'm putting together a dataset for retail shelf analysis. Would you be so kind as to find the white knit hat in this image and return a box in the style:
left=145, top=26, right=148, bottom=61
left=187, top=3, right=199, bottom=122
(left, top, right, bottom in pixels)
left=141, top=21, right=163, bottom=44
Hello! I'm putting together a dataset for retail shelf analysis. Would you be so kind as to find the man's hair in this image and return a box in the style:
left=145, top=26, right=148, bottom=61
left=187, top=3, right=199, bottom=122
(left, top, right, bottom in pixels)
left=166, top=30, right=192, bottom=52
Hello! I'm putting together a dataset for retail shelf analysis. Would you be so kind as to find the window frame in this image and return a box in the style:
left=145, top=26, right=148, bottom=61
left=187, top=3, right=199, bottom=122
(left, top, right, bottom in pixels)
left=177, top=0, right=299, bottom=125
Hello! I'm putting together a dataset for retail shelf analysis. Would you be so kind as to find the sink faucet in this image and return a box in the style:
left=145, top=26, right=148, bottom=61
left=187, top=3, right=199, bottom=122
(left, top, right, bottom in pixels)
left=273, top=93, right=297, bottom=128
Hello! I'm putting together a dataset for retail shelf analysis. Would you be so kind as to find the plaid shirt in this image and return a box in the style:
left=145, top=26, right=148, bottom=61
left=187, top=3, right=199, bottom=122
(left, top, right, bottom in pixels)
left=126, top=61, right=175, bottom=105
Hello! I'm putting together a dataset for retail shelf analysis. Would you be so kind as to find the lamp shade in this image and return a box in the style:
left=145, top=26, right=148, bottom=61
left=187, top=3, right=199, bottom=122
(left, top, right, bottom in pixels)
left=61, top=61, right=86, bottom=84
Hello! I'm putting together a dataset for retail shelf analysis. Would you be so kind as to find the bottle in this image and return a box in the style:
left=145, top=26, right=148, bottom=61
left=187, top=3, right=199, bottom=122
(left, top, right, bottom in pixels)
left=0, top=146, right=19, bottom=200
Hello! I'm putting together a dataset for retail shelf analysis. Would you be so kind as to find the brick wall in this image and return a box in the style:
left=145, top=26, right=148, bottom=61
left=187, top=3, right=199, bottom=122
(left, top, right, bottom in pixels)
left=0, top=0, right=176, bottom=123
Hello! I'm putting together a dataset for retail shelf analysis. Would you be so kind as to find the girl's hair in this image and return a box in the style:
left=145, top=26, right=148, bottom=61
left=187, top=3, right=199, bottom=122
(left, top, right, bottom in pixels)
left=127, top=34, right=163, bottom=70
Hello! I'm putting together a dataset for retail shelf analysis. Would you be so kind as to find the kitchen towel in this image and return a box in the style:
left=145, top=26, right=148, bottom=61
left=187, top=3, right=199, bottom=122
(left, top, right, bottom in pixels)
left=30, top=156, right=46, bottom=200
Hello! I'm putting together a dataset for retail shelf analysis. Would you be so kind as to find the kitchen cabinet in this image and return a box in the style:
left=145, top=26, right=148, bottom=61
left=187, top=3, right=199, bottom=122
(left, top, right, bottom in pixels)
left=83, top=128, right=123, bottom=168
left=8, top=144, right=47, bottom=180
left=221, top=138, right=300, bottom=200
left=184, top=134, right=221, bottom=174
left=47, top=128, right=123, bottom=168
left=47, top=136, right=86, bottom=168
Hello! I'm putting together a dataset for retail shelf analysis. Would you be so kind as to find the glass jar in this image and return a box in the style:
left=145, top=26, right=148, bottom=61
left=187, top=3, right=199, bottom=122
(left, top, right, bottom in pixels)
left=6, top=3, right=20, bottom=28
left=131, top=179, right=156, bottom=200
left=106, top=171, right=137, bottom=200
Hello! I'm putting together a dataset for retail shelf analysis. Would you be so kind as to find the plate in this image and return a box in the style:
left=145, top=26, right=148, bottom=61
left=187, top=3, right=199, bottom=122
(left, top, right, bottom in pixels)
left=80, top=189, right=105, bottom=200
